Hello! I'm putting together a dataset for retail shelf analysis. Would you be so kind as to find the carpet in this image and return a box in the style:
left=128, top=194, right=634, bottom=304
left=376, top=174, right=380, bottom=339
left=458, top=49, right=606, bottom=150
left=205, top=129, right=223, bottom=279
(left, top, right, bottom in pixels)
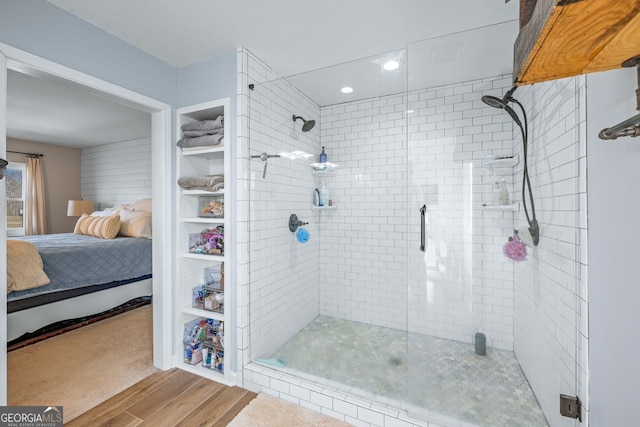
left=227, top=393, right=351, bottom=427
left=8, top=296, right=151, bottom=352
left=7, top=305, right=156, bottom=422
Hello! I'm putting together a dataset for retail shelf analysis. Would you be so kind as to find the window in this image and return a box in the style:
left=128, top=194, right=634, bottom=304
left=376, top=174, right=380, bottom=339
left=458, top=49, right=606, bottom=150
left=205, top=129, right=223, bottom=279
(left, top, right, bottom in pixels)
left=6, top=162, right=26, bottom=237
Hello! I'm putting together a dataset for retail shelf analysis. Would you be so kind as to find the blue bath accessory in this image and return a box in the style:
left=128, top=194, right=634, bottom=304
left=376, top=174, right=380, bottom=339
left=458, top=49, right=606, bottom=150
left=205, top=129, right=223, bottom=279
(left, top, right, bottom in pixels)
left=296, top=227, right=310, bottom=243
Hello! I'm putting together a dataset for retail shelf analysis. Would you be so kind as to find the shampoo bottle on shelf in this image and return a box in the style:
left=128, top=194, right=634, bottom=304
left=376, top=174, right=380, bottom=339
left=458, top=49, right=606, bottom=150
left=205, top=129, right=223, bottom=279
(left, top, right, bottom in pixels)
left=319, top=146, right=327, bottom=163
left=493, top=181, right=501, bottom=206
left=499, top=178, right=510, bottom=205
left=319, top=182, right=329, bottom=207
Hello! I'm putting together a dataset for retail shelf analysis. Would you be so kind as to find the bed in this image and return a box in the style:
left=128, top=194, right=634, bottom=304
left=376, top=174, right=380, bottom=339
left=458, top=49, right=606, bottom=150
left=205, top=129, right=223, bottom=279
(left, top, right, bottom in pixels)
left=6, top=199, right=153, bottom=342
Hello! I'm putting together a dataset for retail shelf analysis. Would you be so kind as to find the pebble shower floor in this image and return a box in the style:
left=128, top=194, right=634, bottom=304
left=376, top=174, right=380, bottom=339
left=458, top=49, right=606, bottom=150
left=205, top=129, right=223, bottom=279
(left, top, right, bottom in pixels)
left=267, top=316, right=548, bottom=427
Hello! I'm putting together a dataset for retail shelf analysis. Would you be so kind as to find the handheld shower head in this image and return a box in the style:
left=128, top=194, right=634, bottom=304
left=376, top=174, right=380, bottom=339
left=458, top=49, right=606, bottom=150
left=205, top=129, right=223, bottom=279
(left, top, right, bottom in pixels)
left=481, top=86, right=517, bottom=109
left=481, top=95, right=508, bottom=109
left=293, top=115, right=316, bottom=132
left=481, top=86, right=522, bottom=128
left=480, top=85, right=539, bottom=246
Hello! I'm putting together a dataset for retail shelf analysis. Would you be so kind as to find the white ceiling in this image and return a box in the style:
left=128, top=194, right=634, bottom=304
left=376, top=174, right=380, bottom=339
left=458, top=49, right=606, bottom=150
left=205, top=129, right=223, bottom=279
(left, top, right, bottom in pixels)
left=6, top=1, right=519, bottom=147
left=46, top=0, right=518, bottom=76
left=7, top=70, right=151, bottom=148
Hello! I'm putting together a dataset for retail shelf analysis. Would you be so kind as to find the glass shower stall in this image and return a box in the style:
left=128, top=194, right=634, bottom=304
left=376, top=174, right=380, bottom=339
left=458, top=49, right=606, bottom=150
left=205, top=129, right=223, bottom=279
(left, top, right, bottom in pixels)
left=241, top=26, right=582, bottom=427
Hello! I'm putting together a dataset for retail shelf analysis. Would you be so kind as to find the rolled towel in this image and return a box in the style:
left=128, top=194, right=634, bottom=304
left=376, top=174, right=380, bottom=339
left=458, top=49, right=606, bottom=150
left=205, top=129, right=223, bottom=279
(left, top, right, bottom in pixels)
left=178, top=175, right=224, bottom=190
left=177, top=134, right=224, bottom=148
left=181, top=117, right=223, bottom=132
left=183, top=129, right=224, bottom=137
left=180, top=138, right=225, bottom=151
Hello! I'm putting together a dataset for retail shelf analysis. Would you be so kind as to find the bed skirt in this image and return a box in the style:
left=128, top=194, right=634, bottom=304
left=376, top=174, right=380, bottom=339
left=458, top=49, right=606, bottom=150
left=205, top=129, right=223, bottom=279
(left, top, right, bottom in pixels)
left=8, top=274, right=152, bottom=313
left=7, top=277, right=153, bottom=342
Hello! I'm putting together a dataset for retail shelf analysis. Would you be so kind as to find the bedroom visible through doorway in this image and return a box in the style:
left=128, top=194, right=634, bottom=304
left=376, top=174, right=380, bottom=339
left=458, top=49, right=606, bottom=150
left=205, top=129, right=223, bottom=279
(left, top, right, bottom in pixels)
left=0, top=42, right=173, bottom=406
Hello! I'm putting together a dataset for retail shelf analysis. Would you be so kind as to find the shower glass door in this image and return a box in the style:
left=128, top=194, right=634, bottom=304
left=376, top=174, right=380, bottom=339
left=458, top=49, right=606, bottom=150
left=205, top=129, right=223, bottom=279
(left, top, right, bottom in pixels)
left=404, top=27, right=579, bottom=426
left=244, top=33, right=582, bottom=424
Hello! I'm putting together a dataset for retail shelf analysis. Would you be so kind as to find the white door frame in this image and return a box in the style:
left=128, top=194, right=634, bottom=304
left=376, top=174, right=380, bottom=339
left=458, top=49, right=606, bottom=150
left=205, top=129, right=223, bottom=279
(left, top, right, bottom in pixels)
left=0, top=43, right=173, bottom=405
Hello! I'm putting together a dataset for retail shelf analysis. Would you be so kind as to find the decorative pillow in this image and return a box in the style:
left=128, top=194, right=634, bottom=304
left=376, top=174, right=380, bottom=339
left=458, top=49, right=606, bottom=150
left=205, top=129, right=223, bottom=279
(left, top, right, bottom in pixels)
left=7, top=240, right=50, bottom=293
left=74, top=213, right=121, bottom=239
left=127, top=198, right=152, bottom=212
left=119, top=208, right=152, bottom=239
left=91, top=210, right=119, bottom=217
left=104, top=204, right=127, bottom=213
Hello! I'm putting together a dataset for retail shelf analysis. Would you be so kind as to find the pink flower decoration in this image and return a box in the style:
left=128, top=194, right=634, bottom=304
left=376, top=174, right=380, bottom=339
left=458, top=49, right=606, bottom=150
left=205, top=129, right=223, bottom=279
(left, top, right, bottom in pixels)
left=503, top=234, right=527, bottom=261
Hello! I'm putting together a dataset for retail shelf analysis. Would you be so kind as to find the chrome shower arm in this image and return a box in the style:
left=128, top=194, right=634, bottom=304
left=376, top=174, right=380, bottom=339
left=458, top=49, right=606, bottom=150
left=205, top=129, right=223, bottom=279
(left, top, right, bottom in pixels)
left=251, top=152, right=281, bottom=178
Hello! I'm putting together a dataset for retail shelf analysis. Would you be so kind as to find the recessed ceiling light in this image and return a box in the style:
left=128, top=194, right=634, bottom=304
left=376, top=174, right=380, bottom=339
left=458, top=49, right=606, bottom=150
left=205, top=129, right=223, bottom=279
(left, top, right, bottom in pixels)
left=383, top=60, right=400, bottom=71
left=341, top=86, right=353, bottom=94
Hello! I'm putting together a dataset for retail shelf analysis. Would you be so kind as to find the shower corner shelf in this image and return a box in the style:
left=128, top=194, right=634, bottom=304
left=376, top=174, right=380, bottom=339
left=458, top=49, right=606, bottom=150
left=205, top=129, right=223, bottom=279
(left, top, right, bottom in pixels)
left=484, top=155, right=519, bottom=169
left=312, top=169, right=337, bottom=177
left=483, top=203, right=520, bottom=212
left=312, top=204, right=337, bottom=211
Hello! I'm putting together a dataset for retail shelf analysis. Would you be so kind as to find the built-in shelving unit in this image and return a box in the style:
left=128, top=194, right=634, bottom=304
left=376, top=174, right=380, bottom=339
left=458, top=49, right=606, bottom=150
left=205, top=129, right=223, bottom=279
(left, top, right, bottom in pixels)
left=175, top=98, right=232, bottom=384
left=311, top=205, right=337, bottom=211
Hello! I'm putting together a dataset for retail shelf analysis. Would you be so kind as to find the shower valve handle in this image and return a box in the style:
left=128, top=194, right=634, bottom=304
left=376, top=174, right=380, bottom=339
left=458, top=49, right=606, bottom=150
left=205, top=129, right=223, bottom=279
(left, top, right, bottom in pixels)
left=420, top=204, right=426, bottom=252
left=288, top=214, right=308, bottom=232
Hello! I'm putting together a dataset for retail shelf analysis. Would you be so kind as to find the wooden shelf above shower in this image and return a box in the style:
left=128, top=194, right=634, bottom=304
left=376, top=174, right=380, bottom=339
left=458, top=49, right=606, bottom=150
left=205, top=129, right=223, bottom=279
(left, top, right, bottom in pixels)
left=514, top=0, right=640, bottom=85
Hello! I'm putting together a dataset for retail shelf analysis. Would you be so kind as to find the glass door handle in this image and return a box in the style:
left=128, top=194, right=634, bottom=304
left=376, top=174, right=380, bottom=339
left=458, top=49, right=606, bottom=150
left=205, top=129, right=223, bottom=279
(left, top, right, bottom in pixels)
left=420, top=204, right=426, bottom=252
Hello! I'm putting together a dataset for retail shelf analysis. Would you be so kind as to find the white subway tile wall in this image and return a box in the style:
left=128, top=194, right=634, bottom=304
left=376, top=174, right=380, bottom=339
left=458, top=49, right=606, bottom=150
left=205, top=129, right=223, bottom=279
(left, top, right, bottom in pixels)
left=319, top=75, right=518, bottom=350
left=240, top=49, right=322, bottom=361
left=513, top=76, right=588, bottom=427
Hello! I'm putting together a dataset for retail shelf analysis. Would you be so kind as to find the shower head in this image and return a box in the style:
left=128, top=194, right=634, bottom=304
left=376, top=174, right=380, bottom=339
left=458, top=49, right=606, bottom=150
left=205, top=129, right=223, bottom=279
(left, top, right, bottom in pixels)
left=481, top=86, right=522, bottom=128
left=481, top=86, right=517, bottom=109
left=293, top=115, right=315, bottom=132
left=481, top=95, right=508, bottom=109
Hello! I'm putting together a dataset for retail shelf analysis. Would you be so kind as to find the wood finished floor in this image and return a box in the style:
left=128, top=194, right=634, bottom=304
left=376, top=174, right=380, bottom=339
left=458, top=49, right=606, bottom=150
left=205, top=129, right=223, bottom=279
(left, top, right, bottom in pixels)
left=67, top=368, right=257, bottom=427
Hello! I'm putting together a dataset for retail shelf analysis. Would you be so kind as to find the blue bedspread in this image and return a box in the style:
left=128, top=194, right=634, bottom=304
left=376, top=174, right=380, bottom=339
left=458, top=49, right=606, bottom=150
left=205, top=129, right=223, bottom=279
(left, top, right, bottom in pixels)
left=7, top=233, right=152, bottom=301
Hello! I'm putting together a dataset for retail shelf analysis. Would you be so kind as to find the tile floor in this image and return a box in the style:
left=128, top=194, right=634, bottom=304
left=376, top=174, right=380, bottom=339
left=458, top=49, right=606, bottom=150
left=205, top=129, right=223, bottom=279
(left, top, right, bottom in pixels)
left=266, top=316, right=548, bottom=427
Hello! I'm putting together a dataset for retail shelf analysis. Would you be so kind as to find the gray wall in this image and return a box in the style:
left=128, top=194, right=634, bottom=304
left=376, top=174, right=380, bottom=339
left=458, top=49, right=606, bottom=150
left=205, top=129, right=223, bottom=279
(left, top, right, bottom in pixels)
left=587, top=66, right=640, bottom=427
left=0, top=0, right=176, bottom=105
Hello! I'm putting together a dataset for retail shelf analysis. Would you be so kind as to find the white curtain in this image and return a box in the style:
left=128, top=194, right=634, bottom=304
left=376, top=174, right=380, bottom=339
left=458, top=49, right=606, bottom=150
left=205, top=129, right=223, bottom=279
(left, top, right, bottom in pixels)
left=25, top=155, right=46, bottom=235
